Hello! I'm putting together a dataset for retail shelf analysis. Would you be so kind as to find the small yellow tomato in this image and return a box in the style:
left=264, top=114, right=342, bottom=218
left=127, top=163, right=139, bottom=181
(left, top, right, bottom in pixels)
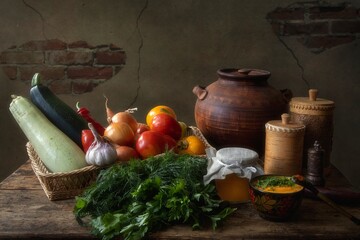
left=178, top=121, right=188, bottom=138
left=146, top=105, right=177, bottom=128
left=177, top=135, right=206, bottom=155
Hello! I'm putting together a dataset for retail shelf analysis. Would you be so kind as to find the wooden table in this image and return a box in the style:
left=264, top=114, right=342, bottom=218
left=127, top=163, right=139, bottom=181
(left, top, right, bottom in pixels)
left=0, top=160, right=359, bottom=239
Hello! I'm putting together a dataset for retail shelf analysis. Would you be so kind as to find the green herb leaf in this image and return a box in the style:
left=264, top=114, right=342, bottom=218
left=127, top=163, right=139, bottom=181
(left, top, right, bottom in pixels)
left=74, top=152, right=236, bottom=240
left=256, top=176, right=295, bottom=189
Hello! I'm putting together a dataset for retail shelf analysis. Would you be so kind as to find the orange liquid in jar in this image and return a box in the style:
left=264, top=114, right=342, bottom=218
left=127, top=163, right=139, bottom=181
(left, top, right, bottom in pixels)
left=215, top=173, right=250, bottom=203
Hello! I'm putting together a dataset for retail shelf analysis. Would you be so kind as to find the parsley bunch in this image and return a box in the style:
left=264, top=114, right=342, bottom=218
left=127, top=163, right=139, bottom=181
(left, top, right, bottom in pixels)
left=74, top=152, right=236, bottom=240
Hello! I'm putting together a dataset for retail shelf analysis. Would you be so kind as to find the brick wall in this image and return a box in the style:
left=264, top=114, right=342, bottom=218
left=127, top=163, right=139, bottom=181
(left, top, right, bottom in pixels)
left=0, top=39, right=126, bottom=94
left=267, top=2, right=360, bottom=53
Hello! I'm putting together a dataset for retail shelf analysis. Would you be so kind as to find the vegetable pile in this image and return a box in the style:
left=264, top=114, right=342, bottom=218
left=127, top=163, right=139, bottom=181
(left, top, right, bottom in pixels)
left=10, top=73, right=207, bottom=172
left=9, top=73, right=236, bottom=239
left=74, top=152, right=236, bottom=240
left=101, top=101, right=207, bottom=163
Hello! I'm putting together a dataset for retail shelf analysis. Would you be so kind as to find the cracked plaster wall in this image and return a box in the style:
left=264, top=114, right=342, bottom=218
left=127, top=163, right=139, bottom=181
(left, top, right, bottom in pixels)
left=0, top=0, right=359, bottom=189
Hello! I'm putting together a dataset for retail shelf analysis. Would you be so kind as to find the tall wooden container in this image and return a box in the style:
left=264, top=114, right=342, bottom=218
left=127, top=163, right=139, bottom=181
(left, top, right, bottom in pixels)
left=264, top=113, right=305, bottom=175
left=289, top=89, right=335, bottom=172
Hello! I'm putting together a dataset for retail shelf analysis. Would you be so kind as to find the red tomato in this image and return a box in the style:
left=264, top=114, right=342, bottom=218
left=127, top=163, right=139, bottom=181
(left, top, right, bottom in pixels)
left=151, top=113, right=182, bottom=140
left=81, top=129, right=95, bottom=153
left=136, top=123, right=150, bottom=135
left=134, top=123, right=150, bottom=142
left=135, top=131, right=166, bottom=159
left=146, top=105, right=177, bottom=128
left=162, top=134, right=177, bottom=152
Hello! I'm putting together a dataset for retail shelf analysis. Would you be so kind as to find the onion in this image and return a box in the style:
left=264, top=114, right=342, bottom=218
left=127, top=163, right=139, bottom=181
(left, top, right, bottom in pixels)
left=104, top=95, right=114, bottom=124
left=104, top=122, right=135, bottom=146
left=112, top=111, right=138, bottom=133
left=115, top=145, right=140, bottom=162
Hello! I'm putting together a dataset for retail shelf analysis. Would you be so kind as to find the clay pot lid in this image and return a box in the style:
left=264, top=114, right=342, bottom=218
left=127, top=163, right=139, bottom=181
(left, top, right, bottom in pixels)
left=266, top=113, right=305, bottom=132
left=217, top=68, right=271, bottom=80
left=290, top=89, right=335, bottom=107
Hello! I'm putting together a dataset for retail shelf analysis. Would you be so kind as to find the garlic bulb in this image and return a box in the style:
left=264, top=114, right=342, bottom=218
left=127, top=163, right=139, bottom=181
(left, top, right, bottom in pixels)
left=86, top=123, right=117, bottom=167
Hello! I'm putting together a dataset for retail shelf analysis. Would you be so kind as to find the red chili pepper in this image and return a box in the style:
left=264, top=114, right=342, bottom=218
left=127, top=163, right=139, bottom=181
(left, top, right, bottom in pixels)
left=81, top=129, right=94, bottom=153
left=76, top=102, right=105, bottom=136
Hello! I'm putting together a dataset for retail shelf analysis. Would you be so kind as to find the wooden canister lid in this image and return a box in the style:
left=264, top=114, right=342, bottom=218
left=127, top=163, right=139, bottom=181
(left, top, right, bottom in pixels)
left=289, top=89, right=335, bottom=116
left=265, top=113, right=305, bottom=132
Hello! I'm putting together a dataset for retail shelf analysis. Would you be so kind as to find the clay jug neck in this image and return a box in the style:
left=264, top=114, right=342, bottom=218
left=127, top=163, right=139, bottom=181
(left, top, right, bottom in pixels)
left=217, top=68, right=271, bottom=85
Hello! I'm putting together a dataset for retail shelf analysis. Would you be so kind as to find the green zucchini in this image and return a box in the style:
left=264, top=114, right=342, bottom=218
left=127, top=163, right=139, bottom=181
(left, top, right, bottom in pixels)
left=30, top=73, right=88, bottom=147
left=9, top=95, right=87, bottom=172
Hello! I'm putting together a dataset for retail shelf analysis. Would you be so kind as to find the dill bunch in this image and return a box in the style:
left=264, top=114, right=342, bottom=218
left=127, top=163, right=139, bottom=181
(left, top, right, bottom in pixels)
left=74, top=152, right=235, bottom=240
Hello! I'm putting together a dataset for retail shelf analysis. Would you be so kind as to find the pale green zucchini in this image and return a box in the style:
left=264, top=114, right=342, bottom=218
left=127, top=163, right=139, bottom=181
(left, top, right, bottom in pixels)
left=9, top=95, right=88, bottom=173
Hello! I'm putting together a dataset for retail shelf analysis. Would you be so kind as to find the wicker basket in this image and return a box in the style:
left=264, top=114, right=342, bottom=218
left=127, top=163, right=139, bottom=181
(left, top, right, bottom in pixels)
left=27, top=126, right=210, bottom=201
left=27, top=142, right=101, bottom=201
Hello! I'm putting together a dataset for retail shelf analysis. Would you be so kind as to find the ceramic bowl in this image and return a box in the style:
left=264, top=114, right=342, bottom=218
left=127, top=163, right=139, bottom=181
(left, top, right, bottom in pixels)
left=249, top=174, right=304, bottom=221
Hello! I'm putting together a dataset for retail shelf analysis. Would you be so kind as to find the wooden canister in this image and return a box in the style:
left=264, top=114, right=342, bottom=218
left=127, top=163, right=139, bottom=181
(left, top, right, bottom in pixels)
left=289, top=89, right=335, bottom=171
left=264, top=113, right=305, bottom=175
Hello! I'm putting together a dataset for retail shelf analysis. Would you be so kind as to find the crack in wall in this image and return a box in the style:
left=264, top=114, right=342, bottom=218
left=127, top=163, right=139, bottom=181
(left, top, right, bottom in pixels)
left=23, top=0, right=48, bottom=40
left=22, top=0, right=149, bottom=100
left=268, top=1, right=359, bottom=90
left=277, top=36, right=311, bottom=89
left=23, top=0, right=67, bottom=43
left=127, top=0, right=149, bottom=109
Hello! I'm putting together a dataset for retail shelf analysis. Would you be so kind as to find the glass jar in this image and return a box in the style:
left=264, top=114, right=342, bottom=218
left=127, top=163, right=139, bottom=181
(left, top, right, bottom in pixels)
left=204, top=147, right=263, bottom=203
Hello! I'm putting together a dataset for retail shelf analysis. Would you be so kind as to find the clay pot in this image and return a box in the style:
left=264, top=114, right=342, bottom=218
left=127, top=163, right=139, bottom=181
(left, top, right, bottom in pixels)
left=193, top=68, right=290, bottom=154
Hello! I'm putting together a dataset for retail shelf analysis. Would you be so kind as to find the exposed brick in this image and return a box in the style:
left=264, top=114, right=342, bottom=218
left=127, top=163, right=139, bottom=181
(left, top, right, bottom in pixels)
left=332, top=20, right=360, bottom=33
left=2, top=66, right=17, bottom=80
left=109, top=44, right=122, bottom=50
left=67, top=66, right=113, bottom=79
left=114, top=66, right=123, bottom=75
left=19, top=66, right=66, bottom=81
left=95, top=44, right=110, bottom=50
left=267, top=8, right=304, bottom=21
left=267, top=3, right=360, bottom=51
left=46, top=51, right=94, bottom=65
left=68, top=41, right=95, bottom=49
left=270, top=22, right=283, bottom=36
left=309, top=6, right=357, bottom=20
left=72, top=80, right=97, bottom=94
left=0, top=51, right=44, bottom=64
left=1, top=39, right=126, bottom=95
left=48, top=79, right=72, bottom=94
left=298, top=35, right=355, bottom=49
left=283, top=22, right=329, bottom=35
left=96, top=51, right=126, bottom=65
left=20, top=39, right=67, bottom=51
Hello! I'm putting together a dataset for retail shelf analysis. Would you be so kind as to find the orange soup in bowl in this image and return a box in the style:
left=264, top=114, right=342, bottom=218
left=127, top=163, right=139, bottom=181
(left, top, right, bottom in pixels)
left=254, top=176, right=303, bottom=194
left=249, top=175, right=304, bottom=221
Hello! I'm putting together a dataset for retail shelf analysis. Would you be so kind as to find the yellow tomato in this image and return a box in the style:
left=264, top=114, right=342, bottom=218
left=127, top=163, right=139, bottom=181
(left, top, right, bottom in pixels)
left=177, top=135, right=206, bottom=155
left=178, top=121, right=188, bottom=138
left=146, top=105, right=177, bottom=128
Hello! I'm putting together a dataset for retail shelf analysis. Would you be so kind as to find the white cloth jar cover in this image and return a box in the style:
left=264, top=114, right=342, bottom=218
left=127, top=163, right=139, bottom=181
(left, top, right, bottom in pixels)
left=204, top=147, right=264, bottom=185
